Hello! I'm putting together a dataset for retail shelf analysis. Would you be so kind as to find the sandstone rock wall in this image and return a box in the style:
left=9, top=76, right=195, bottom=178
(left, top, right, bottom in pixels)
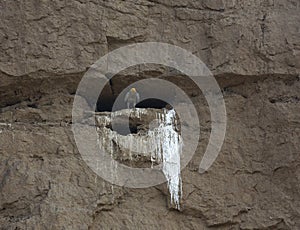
left=0, top=0, right=299, bottom=229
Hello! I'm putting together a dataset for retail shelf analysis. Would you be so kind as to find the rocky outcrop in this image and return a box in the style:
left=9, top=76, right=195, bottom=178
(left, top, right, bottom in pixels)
left=0, top=0, right=299, bottom=229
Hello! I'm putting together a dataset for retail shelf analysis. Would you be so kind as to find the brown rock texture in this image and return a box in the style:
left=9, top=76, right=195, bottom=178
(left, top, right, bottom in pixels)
left=0, top=0, right=300, bottom=229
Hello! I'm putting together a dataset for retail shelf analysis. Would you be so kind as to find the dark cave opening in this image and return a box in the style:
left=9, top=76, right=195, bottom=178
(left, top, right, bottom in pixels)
left=135, top=98, right=169, bottom=109
left=96, top=97, right=116, bottom=112
left=97, top=97, right=169, bottom=112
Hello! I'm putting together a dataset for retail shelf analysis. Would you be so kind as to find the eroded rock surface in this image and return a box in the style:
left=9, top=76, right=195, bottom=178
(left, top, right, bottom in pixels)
left=0, top=0, right=300, bottom=229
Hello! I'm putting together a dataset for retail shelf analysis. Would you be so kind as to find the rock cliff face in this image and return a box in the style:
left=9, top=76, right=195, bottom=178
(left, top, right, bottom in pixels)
left=0, top=0, right=300, bottom=229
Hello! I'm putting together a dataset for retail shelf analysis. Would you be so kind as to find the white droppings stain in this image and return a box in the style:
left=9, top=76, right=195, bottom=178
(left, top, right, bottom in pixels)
left=149, top=109, right=182, bottom=209
left=97, top=108, right=182, bottom=209
left=0, top=122, right=12, bottom=127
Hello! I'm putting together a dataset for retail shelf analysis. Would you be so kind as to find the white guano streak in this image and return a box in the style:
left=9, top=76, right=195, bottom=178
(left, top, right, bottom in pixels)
left=154, top=109, right=182, bottom=209
left=98, top=109, right=183, bottom=209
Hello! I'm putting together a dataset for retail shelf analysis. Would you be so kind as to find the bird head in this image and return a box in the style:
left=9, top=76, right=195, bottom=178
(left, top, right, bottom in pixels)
left=130, top=88, right=136, bottom=93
